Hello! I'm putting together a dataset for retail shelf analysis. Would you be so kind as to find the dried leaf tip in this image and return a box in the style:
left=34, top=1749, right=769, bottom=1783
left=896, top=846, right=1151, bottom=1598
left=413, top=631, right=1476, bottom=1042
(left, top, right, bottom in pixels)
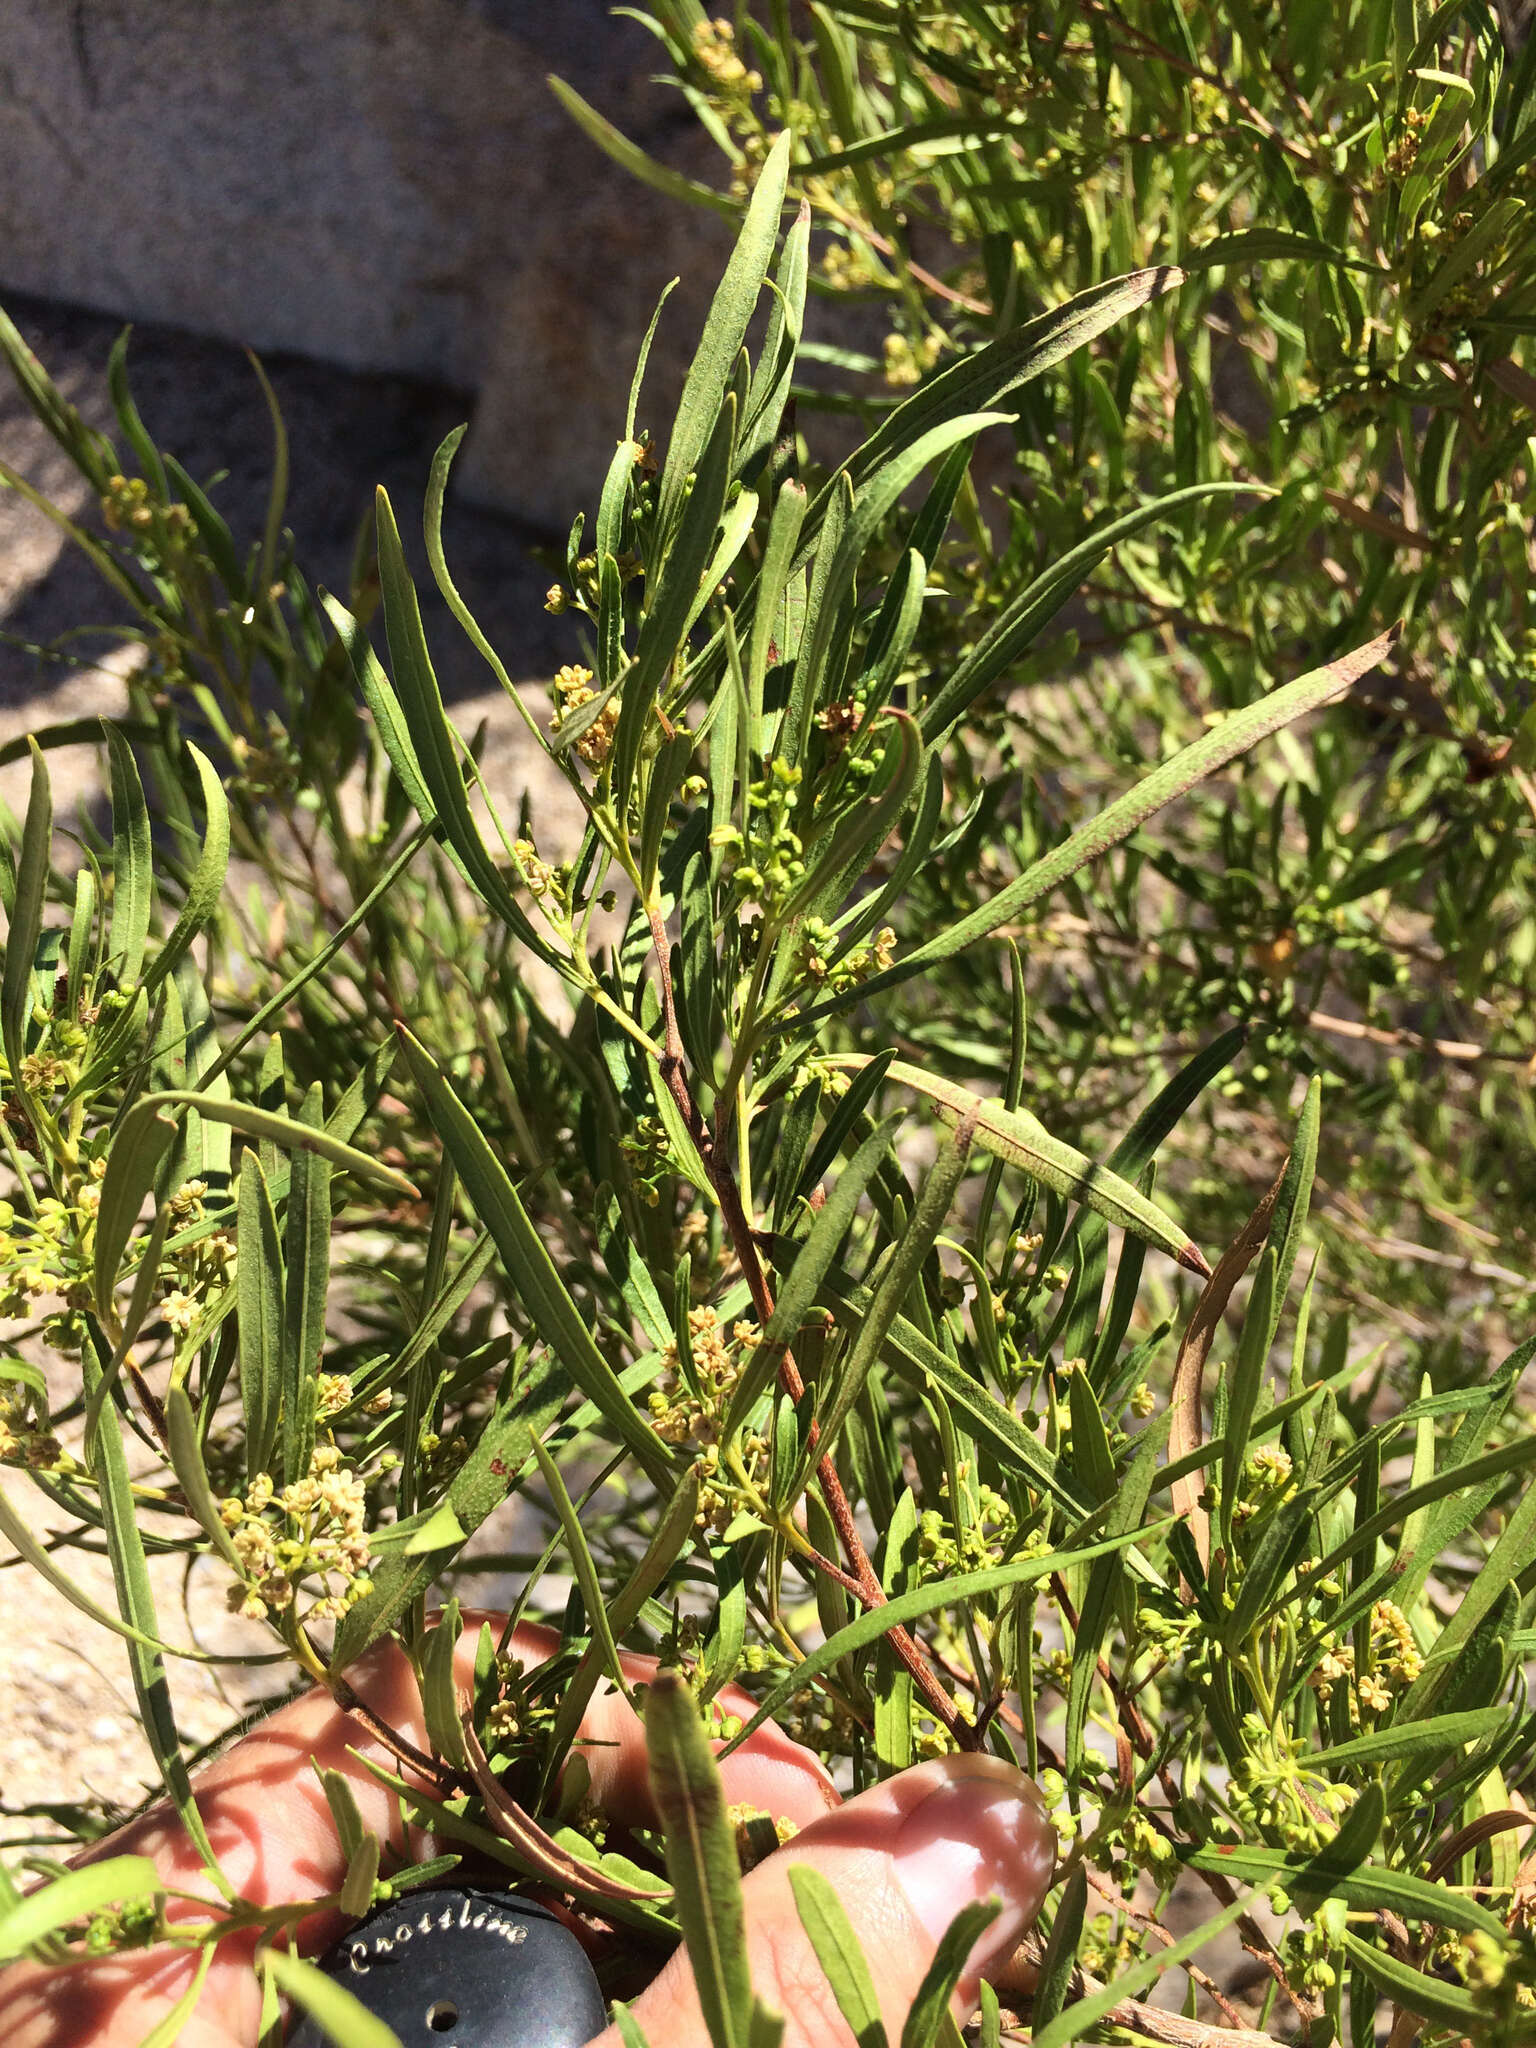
left=1178, top=1240, right=1215, bottom=1280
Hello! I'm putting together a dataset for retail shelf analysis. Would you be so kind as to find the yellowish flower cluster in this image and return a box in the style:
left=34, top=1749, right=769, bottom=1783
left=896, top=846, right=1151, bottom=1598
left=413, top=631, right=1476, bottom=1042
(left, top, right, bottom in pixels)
left=221, top=1445, right=372, bottom=1624
left=549, top=664, right=617, bottom=770
left=881, top=331, right=943, bottom=389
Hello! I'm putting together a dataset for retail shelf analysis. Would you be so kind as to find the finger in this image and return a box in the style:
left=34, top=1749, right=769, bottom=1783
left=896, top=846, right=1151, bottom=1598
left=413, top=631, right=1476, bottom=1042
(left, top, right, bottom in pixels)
left=592, top=1753, right=1057, bottom=2048
left=0, top=1611, right=836, bottom=2048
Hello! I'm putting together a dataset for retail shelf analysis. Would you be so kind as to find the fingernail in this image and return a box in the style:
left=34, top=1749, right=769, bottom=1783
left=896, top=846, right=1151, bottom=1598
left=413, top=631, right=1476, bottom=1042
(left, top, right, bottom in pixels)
left=889, top=1756, right=1057, bottom=1983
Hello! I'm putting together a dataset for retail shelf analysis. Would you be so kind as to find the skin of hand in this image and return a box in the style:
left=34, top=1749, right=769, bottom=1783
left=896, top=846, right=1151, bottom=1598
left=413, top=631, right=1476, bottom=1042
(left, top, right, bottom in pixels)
left=0, top=1611, right=1057, bottom=2048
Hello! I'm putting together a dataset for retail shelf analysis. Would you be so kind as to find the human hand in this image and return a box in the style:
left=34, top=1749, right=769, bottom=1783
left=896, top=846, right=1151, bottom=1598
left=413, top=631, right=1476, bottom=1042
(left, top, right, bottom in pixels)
left=0, top=1611, right=1056, bottom=2048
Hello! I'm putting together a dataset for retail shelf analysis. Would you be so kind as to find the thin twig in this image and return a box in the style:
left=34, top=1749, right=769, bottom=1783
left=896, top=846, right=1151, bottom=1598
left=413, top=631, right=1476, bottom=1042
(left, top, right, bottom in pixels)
left=644, top=901, right=973, bottom=1746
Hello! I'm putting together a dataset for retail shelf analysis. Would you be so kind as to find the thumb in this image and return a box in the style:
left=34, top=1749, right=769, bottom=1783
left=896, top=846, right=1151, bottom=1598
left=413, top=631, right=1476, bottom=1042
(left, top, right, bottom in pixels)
left=590, top=1753, right=1057, bottom=2048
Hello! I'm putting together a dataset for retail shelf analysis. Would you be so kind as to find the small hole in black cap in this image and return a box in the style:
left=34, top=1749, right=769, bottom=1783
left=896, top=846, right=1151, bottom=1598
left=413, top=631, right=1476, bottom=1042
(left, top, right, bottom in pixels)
left=426, top=2001, right=458, bottom=2032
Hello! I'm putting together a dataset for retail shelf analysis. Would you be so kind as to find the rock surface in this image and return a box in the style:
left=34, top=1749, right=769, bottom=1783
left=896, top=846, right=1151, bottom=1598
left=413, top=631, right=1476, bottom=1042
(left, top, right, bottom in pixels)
left=0, top=0, right=735, bottom=523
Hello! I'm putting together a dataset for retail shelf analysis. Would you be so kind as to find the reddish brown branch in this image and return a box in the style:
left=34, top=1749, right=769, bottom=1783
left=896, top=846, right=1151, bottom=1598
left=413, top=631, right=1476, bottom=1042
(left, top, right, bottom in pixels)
left=644, top=902, right=974, bottom=1747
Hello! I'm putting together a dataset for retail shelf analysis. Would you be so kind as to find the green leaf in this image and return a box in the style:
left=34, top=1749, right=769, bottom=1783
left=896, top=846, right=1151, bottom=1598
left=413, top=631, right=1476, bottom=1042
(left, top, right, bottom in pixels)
left=80, top=1326, right=228, bottom=1889
left=165, top=1387, right=243, bottom=1572
left=124, top=1092, right=417, bottom=1196
left=140, top=744, right=229, bottom=998
left=725, top=1114, right=902, bottom=1449
left=827, top=267, right=1184, bottom=518
left=1027, top=1865, right=1086, bottom=2038
left=808, top=1114, right=974, bottom=1471
left=827, top=1059, right=1208, bottom=1274
left=324, top=593, right=437, bottom=828
left=1184, top=1841, right=1509, bottom=1940
left=655, top=130, right=792, bottom=543
left=1316, top=1708, right=1510, bottom=1773
left=264, top=1949, right=405, bottom=2048
left=372, top=488, right=565, bottom=969
left=332, top=1350, right=567, bottom=1665
left=105, top=725, right=152, bottom=984
left=531, top=1433, right=627, bottom=1694
left=794, top=628, right=1400, bottom=1028
left=788, top=1865, right=889, bottom=2048
left=721, top=1518, right=1170, bottom=1754
left=237, top=1150, right=283, bottom=1481
left=418, top=1596, right=466, bottom=1772
left=1220, top=1246, right=1277, bottom=1544
left=1028, top=1892, right=1251, bottom=2048
left=784, top=712, right=923, bottom=923
left=1180, top=227, right=1390, bottom=274
left=646, top=1668, right=754, bottom=2048
left=93, top=1101, right=175, bottom=1310
left=281, top=1081, right=331, bottom=1483
left=2, top=741, right=51, bottom=1102
left=919, top=483, right=1259, bottom=743
left=0, top=1856, right=162, bottom=1962
left=1339, top=1931, right=1531, bottom=2038
left=1265, top=1077, right=1321, bottom=1352
left=615, top=390, right=739, bottom=808
left=546, top=1462, right=702, bottom=1784
left=1398, top=1450, right=1536, bottom=1721
left=900, top=1897, right=999, bottom=2048
left=395, top=1028, right=673, bottom=1486
left=338, top=1830, right=381, bottom=1922
left=547, top=76, right=738, bottom=222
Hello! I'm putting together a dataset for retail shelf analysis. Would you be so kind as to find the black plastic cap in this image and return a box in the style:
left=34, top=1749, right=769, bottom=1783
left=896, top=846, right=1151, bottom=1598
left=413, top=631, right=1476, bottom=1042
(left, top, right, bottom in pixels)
left=286, top=1888, right=607, bottom=2048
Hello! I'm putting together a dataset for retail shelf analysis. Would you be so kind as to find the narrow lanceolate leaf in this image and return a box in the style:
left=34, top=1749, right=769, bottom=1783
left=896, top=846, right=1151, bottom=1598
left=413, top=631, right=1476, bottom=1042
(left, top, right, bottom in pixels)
left=372, top=488, right=564, bottom=970
left=165, top=1388, right=242, bottom=1573
left=788, top=1865, right=889, bottom=2048
left=547, top=1463, right=702, bottom=1779
left=724, top=1115, right=902, bottom=1448
left=793, top=629, right=1400, bottom=1028
left=655, top=129, right=792, bottom=543
left=105, top=724, right=153, bottom=984
left=825, top=1058, right=1209, bottom=1274
left=263, top=1950, right=404, bottom=2048
left=646, top=1669, right=754, bottom=2048
left=0, top=1857, right=163, bottom=1962
left=282, top=1081, right=331, bottom=1484
left=396, top=1029, right=673, bottom=1486
left=784, top=712, right=922, bottom=922
left=81, top=1326, right=227, bottom=1889
left=1, top=742, right=51, bottom=1101
left=331, top=1348, right=568, bottom=1665
left=1184, top=1842, right=1509, bottom=1941
left=809, top=1114, right=975, bottom=1471
left=324, top=593, right=437, bottom=827
left=828, top=268, right=1185, bottom=518
left=721, top=1520, right=1169, bottom=1754
left=1264, top=1075, right=1321, bottom=1352
left=418, top=1598, right=466, bottom=1773
left=1024, top=1865, right=1086, bottom=2038
left=93, top=1101, right=175, bottom=1309
left=125, top=1092, right=417, bottom=1196
left=237, top=1151, right=283, bottom=1480
left=901, top=1898, right=1000, bottom=2048
left=1339, top=1932, right=1529, bottom=2039
left=1169, top=1167, right=1285, bottom=1567
left=1316, top=1708, right=1510, bottom=1773
left=919, top=483, right=1259, bottom=743
left=140, top=745, right=229, bottom=998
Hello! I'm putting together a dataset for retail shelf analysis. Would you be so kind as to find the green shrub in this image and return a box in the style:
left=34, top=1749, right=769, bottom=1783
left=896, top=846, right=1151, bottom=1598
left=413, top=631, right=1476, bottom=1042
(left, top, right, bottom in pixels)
left=0, top=59, right=1532, bottom=2048
left=561, top=0, right=1536, bottom=1358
